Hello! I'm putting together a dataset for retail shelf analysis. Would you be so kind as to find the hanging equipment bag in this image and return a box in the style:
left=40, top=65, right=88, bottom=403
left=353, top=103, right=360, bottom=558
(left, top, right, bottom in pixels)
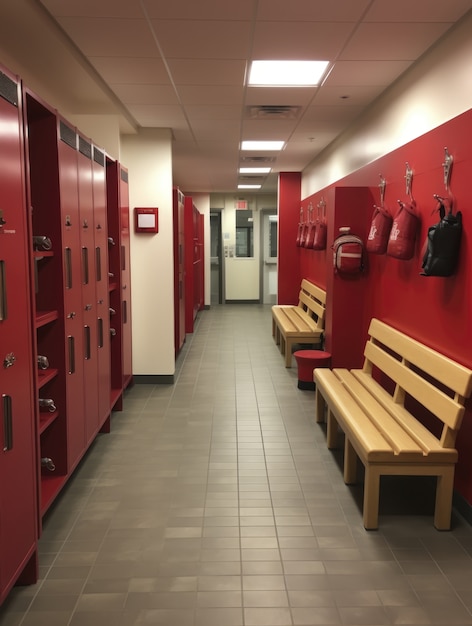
left=312, top=201, right=327, bottom=250
left=420, top=198, right=462, bottom=276
left=304, top=203, right=316, bottom=248
left=332, top=228, right=364, bottom=274
left=387, top=200, right=418, bottom=260
left=366, top=205, right=392, bottom=254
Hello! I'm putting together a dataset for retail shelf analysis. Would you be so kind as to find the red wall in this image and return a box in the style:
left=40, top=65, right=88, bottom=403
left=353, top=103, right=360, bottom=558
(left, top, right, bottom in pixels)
left=278, top=108, right=472, bottom=505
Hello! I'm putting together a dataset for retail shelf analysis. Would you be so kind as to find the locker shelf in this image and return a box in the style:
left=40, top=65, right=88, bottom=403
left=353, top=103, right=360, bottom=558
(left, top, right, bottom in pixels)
left=37, top=368, right=58, bottom=388
left=35, top=310, right=59, bottom=328
left=40, top=474, right=67, bottom=516
left=38, top=410, right=59, bottom=434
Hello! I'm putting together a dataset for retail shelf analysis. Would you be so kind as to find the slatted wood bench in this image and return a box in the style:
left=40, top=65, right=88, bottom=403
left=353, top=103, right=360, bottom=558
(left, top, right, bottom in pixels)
left=272, top=279, right=326, bottom=367
left=313, top=318, right=472, bottom=530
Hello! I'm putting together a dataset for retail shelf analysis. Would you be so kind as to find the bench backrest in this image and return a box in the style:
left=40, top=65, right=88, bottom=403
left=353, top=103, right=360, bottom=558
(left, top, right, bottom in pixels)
left=363, top=318, right=472, bottom=449
left=297, top=280, right=326, bottom=333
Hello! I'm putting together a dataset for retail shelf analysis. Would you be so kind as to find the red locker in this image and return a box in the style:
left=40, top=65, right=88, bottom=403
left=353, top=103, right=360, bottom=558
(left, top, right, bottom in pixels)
left=0, top=66, right=38, bottom=604
left=77, top=133, right=100, bottom=446
left=119, top=167, right=133, bottom=390
left=173, top=188, right=186, bottom=354
left=57, top=118, right=86, bottom=471
left=92, top=146, right=111, bottom=432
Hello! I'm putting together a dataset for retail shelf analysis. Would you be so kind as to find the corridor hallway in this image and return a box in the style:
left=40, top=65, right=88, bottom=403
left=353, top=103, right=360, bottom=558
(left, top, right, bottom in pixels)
left=1, top=304, right=472, bottom=626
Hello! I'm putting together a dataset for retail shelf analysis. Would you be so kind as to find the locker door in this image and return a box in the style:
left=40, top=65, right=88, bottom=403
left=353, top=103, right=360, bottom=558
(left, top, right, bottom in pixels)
left=119, top=167, right=132, bottom=389
left=77, top=135, right=99, bottom=445
left=0, top=68, right=37, bottom=603
left=57, top=120, right=85, bottom=471
left=92, top=147, right=111, bottom=430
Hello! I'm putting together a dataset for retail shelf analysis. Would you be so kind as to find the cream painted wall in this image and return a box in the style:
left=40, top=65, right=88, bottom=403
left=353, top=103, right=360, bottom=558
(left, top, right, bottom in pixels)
left=121, top=129, right=174, bottom=377
left=302, top=11, right=472, bottom=196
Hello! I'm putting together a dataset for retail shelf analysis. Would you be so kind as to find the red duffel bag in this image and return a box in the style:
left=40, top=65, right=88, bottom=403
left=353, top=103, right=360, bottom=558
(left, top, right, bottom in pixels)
left=312, top=200, right=327, bottom=250
left=366, top=205, right=392, bottom=255
left=304, top=203, right=316, bottom=248
left=387, top=200, right=419, bottom=260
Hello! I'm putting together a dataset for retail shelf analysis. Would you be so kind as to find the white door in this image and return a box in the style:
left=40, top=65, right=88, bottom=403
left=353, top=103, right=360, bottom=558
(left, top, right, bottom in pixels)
left=262, top=210, right=278, bottom=304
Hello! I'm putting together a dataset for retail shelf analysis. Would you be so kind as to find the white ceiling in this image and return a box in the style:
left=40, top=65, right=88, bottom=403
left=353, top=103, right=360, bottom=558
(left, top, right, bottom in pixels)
left=12, top=1, right=472, bottom=193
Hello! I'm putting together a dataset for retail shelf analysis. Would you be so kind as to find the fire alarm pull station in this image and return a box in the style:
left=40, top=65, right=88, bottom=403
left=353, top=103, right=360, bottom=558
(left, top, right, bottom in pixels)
left=134, top=208, right=158, bottom=233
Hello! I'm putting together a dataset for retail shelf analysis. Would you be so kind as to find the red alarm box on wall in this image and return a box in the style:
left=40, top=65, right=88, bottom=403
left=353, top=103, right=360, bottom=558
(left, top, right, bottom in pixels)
left=134, top=207, right=159, bottom=233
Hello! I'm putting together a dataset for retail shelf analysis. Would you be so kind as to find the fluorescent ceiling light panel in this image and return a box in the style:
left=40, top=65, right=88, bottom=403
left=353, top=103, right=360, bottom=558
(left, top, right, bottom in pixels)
left=239, top=167, right=271, bottom=174
left=241, top=140, right=284, bottom=151
left=238, top=184, right=261, bottom=189
left=249, top=60, right=329, bottom=86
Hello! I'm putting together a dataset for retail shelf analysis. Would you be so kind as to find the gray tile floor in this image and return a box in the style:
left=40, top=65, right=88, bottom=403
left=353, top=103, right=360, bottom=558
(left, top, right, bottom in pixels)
left=2, top=304, right=472, bottom=626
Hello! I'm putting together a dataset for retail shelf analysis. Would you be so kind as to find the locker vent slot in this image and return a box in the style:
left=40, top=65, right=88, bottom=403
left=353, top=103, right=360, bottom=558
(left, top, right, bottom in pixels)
left=120, top=169, right=128, bottom=183
left=93, top=148, right=105, bottom=167
left=79, top=136, right=92, bottom=159
left=0, top=71, right=18, bottom=107
left=123, top=300, right=127, bottom=324
left=60, top=121, right=77, bottom=149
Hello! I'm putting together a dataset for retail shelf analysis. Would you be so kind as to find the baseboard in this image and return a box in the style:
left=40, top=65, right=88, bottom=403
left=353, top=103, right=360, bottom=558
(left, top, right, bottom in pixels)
left=225, top=300, right=260, bottom=304
left=133, top=374, right=174, bottom=384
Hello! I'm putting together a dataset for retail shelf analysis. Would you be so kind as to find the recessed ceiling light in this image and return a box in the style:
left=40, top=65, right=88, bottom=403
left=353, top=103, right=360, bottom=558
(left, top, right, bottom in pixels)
left=238, top=184, right=262, bottom=189
left=249, top=60, right=329, bottom=87
left=239, top=167, right=272, bottom=174
left=241, top=140, right=285, bottom=151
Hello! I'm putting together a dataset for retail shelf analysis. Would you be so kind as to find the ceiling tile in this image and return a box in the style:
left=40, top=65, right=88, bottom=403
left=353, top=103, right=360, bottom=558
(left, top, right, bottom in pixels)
left=166, top=60, right=246, bottom=85
left=340, top=22, right=454, bottom=60
left=256, top=0, right=371, bottom=22
left=110, top=84, right=179, bottom=105
left=142, top=0, right=256, bottom=20
left=150, top=20, right=252, bottom=59
left=178, top=85, right=245, bottom=106
left=252, top=21, right=355, bottom=59
left=40, top=0, right=143, bottom=18
left=326, top=60, right=412, bottom=86
left=57, top=17, right=159, bottom=56
left=89, top=57, right=170, bottom=84
left=364, top=0, right=472, bottom=22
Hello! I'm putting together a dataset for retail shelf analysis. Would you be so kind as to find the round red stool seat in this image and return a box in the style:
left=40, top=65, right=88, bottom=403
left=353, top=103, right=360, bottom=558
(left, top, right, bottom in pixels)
left=293, top=350, right=331, bottom=390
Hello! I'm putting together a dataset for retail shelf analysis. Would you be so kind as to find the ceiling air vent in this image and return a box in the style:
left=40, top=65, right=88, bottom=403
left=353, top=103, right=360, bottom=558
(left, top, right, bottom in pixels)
left=245, top=105, right=301, bottom=120
left=240, top=156, right=276, bottom=164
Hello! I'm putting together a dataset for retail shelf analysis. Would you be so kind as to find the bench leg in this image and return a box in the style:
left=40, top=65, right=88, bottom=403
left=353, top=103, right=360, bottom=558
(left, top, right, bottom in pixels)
left=434, top=467, right=455, bottom=530
left=272, top=316, right=276, bottom=338
left=363, top=466, right=380, bottom=530
left=284, top=339, right=293, bottom=367
left=314, top=388, right=325, bottom=424
left=326, top=409, right=338, bottom=449
left=344, top=437, right=358, bottom=484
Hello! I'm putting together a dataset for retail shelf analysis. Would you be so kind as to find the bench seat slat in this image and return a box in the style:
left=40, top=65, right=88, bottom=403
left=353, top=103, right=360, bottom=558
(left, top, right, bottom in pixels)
left=351, top=370, right=458, bottom=458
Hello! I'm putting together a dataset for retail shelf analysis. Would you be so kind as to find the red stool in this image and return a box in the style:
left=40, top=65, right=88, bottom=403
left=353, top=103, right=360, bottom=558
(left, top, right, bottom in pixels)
left=293, top=350, right=331, bottom=390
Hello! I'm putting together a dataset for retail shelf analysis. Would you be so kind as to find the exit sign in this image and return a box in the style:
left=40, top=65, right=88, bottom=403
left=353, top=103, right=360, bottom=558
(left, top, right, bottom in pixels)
left=235, top=200, right=248, bottom=209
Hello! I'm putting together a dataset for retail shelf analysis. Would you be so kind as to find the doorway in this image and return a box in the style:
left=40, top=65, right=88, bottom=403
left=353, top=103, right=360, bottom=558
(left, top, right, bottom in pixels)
left=210, top=211, right=223, bottom=304
left=261, top=209, right=278, bottom=305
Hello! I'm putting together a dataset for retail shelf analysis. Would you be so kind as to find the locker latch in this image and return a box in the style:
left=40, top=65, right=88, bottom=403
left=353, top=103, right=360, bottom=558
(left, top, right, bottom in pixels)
left=3, top=352, right=16, bottom=369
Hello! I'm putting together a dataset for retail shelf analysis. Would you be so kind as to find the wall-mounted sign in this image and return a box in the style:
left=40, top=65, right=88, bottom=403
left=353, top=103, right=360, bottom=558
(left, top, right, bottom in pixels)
left=134, top=207, right=158, bottom=233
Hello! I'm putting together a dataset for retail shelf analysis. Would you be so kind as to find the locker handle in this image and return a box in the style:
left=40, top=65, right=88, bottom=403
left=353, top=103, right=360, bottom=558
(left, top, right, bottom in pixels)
left=82, top=247, right=89, bottom=285
left=98, top=318, right=103, bottom=348
left=0, top=260, right=7, bottom=321
left=65, top=247, right=72, bottom=289
left=2, top=394, right=12, bottom=451
left=96, top=247, right=101, bottom=281
left=68, top=335, right=75, bottom=374
left=84, top=326, right=91, bottom=360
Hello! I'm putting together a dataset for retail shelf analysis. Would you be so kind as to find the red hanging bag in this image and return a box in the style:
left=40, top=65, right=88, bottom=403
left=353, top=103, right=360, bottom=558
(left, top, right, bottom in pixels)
left=304, top=203, right=316, bottom=248
left=387, top=200, right=419, bottom=260
left=295, top=206, right=304, bottom=246
left=366, top=205, right=392, bottom=254
left=312, top=199, right=327, bottom=250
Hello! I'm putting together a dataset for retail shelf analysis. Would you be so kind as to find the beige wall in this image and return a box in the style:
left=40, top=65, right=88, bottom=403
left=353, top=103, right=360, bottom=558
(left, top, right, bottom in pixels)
left=302, top=11, right=472, bottom=196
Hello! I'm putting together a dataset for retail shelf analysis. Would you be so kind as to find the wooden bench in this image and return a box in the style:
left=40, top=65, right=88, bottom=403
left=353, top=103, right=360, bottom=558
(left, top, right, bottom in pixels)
left=272, top=279, right=326, bottom=367
left=313, top=318, right=472, bottom=530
